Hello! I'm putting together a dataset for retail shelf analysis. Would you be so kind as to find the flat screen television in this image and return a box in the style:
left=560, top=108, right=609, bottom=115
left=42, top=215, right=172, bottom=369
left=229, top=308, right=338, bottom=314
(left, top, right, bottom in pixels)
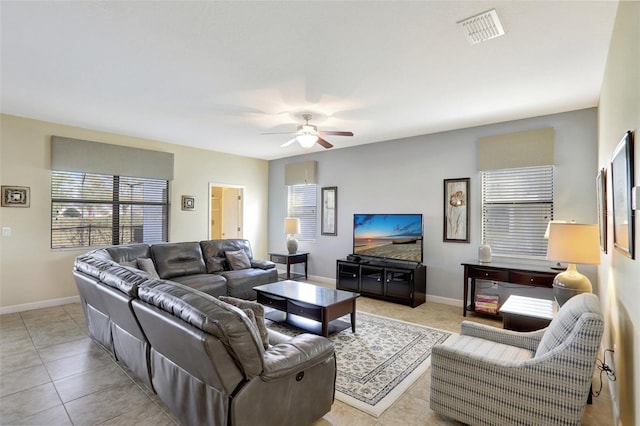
left=353, top=214, right=423, bottom=263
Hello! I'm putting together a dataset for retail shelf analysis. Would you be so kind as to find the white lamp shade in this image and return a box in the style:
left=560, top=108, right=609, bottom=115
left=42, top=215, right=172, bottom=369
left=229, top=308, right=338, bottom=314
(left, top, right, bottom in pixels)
left=284, top=217, right=300, bottom=235
left=547, top=223, right=600, bottom=265
left=297, top=134, right=318, bottom=148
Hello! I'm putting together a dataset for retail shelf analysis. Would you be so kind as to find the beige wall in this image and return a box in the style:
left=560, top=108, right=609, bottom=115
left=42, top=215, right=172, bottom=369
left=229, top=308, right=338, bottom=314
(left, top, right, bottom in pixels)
left=597, top=2, right=640, bottom=425
left=0, top=114, right=270, bottom=311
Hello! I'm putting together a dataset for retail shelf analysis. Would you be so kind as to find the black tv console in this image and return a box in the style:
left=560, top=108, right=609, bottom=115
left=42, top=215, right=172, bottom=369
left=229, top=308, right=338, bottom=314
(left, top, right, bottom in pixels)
left=336, top=257, right=426, bottom=307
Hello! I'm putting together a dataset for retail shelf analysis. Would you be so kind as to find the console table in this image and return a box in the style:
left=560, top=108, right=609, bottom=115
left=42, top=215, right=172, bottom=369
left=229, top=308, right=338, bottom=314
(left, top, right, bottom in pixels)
left=269, top=252, right=308, bottom=280
left=461, top=261, right=557, bottom=317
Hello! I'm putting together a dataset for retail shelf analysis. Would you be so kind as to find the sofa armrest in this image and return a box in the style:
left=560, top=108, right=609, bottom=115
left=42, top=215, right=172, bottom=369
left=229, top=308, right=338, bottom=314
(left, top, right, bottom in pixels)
left=460, top=321, right=544, bottom=352
left=251, top=259, right=276, bottom=270
left=261, top=334, right=334, bottom=381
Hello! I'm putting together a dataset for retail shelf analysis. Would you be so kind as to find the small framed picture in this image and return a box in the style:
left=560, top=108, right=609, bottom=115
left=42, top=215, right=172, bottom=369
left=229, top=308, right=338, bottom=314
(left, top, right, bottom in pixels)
left=443, top=178, right=470, bottom=243
left=1, top=186, right=30, bottom=208
left=181, top=195, right=195, bottom=211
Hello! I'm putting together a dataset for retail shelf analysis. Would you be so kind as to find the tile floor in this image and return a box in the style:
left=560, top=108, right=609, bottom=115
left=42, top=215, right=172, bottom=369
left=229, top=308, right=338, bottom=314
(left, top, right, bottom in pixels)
left=1, top=292, right=613, bottom=425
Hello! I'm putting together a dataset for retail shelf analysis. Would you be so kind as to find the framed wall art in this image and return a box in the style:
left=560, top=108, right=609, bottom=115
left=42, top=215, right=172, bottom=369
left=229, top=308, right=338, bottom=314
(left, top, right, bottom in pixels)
left=443, top=178, right=469, bottom=243
left=321, top=186, right=337, bottom=236
left=1, top=186, right=30, bottom=208
left=610, top=131, right=634, bottom=259
left=181, top=195, right=195, bottom=211
left=596, top=168, right=607, bottom=253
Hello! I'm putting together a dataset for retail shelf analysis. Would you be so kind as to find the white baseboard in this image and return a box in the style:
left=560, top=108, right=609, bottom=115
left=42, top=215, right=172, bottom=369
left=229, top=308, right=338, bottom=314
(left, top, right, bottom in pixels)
left=426, top=294, right=463, bottom=307
left=0, top=295, right=81, bottom=315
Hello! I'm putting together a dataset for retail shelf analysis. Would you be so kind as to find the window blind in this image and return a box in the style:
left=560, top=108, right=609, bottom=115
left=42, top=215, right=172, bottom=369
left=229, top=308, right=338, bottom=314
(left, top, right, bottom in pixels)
left=51, top=171, right=169, bottom=249
left=481, top=165, right=554, bottom=258
left=287, top=184, right=317, bottom=241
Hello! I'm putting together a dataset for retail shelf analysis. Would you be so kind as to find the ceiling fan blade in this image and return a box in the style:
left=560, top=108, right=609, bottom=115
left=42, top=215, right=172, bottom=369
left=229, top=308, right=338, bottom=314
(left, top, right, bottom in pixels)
left=320, top=130, right=353, bottom=137
left=316, top=137, right=334, bottom=149
left=261, top=131, right=296, bottom=135
left=280, top=137, right=298, bottom=147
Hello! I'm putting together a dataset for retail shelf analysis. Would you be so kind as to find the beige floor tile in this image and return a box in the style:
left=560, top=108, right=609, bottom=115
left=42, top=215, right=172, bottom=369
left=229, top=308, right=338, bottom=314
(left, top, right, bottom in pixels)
left=19, top=306, right=69, bottom=321
left=54, top=362, right=134, bottom=403
left=64, top=381, right=154, bottom=425
left=24, top=317, right=80, bottom=335
left=11, top=403, right=72, bottom=425
left=0, top=364, right=50, bottom=397
left=0, top=336, right=35, bottom=357
left=97, top=398, right=177, bottom=426
left=37, top=336, right=102, bottom=363
left=0, top=382, right=62, bottom=424
left=0, top=347, right=42, bottom=375
left=0, top=325, right=31, bottom=345
left=0, top=313, right=23, bottom=327
left=30, top=325, right=88, bottom=349
left=45, top=347, right=116, bottom=381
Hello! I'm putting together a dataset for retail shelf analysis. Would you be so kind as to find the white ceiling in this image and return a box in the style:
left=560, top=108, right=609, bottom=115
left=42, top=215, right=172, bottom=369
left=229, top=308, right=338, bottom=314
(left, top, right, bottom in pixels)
left=1, top=1, right=618, bottom=160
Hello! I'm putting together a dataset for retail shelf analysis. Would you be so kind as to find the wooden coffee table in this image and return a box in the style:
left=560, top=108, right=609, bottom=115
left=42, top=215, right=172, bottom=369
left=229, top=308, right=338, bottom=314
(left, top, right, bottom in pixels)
left=254, top=280, right=360, bottom=337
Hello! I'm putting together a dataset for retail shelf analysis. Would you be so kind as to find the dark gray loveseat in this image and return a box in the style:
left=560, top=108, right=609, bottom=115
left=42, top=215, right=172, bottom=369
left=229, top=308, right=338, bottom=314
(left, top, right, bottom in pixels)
left=72, top=240, right=336, bottom=425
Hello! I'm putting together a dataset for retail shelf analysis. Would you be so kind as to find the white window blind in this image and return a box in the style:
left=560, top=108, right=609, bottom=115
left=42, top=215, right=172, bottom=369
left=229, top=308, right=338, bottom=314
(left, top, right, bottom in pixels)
left=481, top=165, right=554, bottom=258
left=51, top=171, right=169, bottom=249
left=287, top=184, right=317, bottom=241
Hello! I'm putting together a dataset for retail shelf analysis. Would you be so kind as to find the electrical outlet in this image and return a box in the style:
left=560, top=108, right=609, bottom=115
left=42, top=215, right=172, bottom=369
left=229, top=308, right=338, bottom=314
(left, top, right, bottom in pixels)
left=632, top=186, right=638, bottom=210
left=1, top=227, right=10, bottom=237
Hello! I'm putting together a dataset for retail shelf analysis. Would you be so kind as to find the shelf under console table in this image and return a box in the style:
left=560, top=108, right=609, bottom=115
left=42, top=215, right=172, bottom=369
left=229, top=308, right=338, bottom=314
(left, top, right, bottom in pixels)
left=461, top=261, right=557, bottom=317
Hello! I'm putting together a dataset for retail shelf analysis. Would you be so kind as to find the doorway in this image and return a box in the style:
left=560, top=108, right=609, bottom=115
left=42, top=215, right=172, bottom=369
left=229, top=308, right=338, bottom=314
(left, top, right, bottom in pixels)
left=209, top=184, right=244, bottom=240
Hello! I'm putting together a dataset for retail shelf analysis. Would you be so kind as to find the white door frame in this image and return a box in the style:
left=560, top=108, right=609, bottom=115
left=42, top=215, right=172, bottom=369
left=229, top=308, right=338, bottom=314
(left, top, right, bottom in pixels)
left=208, top=182, right=244, bottom=239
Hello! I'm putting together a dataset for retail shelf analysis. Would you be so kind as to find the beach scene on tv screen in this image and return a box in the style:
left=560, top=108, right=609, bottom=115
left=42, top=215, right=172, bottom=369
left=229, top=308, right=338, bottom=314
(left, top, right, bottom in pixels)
left=353, top=214, right=422, bottom=262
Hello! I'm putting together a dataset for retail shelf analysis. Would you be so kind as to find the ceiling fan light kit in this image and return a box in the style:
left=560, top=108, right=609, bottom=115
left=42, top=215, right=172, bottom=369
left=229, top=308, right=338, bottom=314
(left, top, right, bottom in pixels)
left=262, top=113, right=353, bottom=150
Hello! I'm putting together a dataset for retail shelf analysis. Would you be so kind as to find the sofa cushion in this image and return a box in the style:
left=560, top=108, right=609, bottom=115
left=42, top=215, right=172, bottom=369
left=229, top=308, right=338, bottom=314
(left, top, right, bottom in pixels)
left=98, top=265, right=150, bottom=297
left=220, top=296, right=269, bottom=349
left=137, top=280, right=265, bottom=378
left=106, top=244, right=151, bottom=263
left=219, top=268, right=279, bottom=300
left=151, top=242, right=206, bottom=279
left=204, top=256, right=227, bottom=274
left=200, top=239, right=254, bottom=261
left=137, top=257, right=160, bottom=279
left=172, top=274, right=227, bottom=298
left=226, top=249, right=251, bottom=270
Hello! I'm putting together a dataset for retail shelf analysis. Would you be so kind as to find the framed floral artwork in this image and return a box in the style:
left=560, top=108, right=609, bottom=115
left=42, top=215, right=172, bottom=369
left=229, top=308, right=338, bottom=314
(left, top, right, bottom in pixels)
left=443, top=178, right=469, bottom=243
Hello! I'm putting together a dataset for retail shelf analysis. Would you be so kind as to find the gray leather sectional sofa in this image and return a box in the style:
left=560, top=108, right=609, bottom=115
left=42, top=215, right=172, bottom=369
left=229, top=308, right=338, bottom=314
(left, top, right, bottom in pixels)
left=73, top=239, right=336, bottom=425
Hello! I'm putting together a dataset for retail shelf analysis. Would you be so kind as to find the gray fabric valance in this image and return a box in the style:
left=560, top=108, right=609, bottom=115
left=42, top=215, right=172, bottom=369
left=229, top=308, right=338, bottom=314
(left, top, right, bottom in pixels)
left=478, top=127, right=554, bottom=171
left=51, top=136, right=174, bottom=180
left=284, top=161, right=317, bottom=185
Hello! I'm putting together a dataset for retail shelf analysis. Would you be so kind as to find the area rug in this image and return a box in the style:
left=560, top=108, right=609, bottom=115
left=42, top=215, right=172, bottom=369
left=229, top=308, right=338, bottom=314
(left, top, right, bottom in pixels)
left=265, top=311, right=453, bottom=417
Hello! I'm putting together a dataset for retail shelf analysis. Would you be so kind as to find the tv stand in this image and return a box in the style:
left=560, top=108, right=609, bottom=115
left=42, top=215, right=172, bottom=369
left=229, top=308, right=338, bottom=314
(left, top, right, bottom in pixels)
left=336, top=257, right=426, bottom=307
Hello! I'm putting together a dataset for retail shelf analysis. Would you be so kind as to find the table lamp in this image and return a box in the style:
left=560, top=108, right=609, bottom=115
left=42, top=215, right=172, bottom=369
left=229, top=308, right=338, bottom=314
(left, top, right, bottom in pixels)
left=284, top=217, right=300, bottom=254
left=546, top=222, right=600, bottom=305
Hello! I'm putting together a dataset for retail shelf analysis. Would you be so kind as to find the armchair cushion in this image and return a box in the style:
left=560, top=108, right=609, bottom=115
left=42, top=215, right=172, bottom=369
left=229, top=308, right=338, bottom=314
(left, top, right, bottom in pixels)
left=535, top=293, right=602, bottom=357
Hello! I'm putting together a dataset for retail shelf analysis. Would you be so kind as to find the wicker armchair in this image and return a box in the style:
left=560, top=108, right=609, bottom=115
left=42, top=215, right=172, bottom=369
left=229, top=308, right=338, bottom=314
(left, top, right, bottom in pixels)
left=430, top=293, right=604, bottom=426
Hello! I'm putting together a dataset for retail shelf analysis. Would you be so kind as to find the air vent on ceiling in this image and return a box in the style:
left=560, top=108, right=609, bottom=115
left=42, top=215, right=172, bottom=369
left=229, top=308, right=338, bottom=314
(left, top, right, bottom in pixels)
left=458, top=9, right=505, bottom=45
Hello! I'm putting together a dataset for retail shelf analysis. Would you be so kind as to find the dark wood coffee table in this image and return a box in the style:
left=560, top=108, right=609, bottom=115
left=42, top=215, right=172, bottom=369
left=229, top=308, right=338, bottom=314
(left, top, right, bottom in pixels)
left=254, top=280, right=360, bottom=337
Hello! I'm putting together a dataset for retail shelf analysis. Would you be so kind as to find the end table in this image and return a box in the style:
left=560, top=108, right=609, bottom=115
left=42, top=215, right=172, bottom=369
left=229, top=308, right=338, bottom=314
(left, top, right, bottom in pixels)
left=268, top=252, right=309, bottom=280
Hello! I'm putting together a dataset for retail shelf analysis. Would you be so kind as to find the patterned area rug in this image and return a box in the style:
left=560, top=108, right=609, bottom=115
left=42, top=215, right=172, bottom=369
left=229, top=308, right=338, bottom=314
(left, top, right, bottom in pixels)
left=265, top=311, right=453, bottom=417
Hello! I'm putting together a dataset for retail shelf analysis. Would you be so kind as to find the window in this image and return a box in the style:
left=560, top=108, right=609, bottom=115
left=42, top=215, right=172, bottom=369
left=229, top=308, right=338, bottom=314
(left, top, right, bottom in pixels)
left=286, top=184, right=317, bottom=241
left=51, top=171, right=169, bottom=249
left=481, top=165, right=554, bottom=258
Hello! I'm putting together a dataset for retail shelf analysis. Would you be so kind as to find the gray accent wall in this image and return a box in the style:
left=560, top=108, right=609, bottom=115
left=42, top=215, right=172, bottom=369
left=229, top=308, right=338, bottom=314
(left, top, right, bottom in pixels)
left=268, top=108, right=598, bottom=302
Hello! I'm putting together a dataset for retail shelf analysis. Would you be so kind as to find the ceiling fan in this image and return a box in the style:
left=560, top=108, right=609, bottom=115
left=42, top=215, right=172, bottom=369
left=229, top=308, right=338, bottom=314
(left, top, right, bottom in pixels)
left=262, top=113, right=353, bottom=149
